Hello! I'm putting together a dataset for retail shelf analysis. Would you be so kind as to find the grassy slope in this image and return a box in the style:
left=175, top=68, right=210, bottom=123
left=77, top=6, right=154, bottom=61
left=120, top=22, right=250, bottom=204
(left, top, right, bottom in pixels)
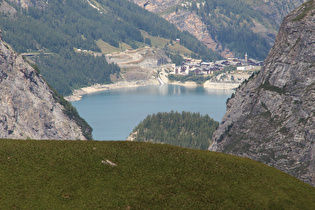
left=141, top=30, right=193, bottom=56
left=0, top=140, right=314, bottom=209
left=95, top=39, right=122, bottom=54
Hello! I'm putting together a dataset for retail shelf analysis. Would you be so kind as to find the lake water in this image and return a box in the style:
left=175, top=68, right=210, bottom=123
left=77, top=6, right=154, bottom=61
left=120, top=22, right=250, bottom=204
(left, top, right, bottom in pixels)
left=71, top=85, right=234, bottom=140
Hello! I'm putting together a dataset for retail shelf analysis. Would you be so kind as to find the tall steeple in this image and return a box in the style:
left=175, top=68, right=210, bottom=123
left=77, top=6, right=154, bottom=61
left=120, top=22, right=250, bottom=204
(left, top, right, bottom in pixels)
left=245, top=52, right=248, bottom=65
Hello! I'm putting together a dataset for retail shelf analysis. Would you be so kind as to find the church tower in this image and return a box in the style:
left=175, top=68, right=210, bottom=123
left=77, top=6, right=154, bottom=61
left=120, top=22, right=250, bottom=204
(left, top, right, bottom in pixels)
left=245, top=52, right=248, bottom=65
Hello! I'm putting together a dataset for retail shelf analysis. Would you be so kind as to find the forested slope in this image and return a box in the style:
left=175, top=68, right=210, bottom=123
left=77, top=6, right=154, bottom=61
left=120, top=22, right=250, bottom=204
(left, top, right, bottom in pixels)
left=132, top=0, right=307, bottom=59
left=128, top=111, right=219, bottom=150
left=0, top=0, right=220, bottom=95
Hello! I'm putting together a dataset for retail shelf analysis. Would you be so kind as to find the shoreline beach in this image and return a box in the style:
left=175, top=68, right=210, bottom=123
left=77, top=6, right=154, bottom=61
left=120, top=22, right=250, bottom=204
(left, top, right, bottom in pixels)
left=65, top=79, right=240, bottom=102
left=64, top=79, right=159, bottom=101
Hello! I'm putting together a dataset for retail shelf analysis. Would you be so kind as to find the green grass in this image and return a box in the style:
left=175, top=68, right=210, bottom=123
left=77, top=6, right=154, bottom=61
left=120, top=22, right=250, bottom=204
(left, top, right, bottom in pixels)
left=169, top=42, right=193, bottom=56
left=140, top=30, right=192, bottom=56
left=95, top=39, right=122, bottom=54
left=0, top=140, right=314, bottom=209
left=141, top=30, right=170, bottom=48
left=95, top=39, right=133, bottom=54
left=96, top=31, right=193, bottom=56
left=119, top=42, right=133, bottom=50
left=292, top=0, right=314, bottom=22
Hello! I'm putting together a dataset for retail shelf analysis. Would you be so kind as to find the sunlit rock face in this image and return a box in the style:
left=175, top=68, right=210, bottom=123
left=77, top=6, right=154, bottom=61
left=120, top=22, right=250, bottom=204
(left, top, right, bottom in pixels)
left=0, top=33, right=88, bottom=140
left=209, top=1, right=315, bottom=186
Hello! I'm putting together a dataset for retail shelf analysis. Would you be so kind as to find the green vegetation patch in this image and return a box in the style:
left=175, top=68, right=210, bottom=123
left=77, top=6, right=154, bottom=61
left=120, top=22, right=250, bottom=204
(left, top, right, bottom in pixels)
left=95, top=39, right=133, bottom=54
left=141, top=30, right=170, bottom=48
left=182, top=0, right=272, bottom=59
left=141, top=30, right=193, bottom=57
left=34, top=51, right=120, bottom=95
left=95, top=39, right=121, bottom=54
left=292, top=0, right=314, bottom=22
left=166, top=52, right=184, bottom=66
left=131, top=111, right=219, bottom=150
left=168, top=74, right=211, bottom=85
left=0, top=140, right=314, bottom=209
left=279, top=126, right=290, bottom=135
left=49, top=86, right=93, bottom=140
left=0, top=0, right=220, bottom=95
left=168, top=42, right=193, bottom=56
left=258, top=80, right=286, bottom=95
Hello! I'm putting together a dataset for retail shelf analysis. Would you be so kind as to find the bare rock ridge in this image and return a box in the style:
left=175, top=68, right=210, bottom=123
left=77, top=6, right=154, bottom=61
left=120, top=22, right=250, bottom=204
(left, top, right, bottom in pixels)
left=0, top=32, right=92, bottom=140
left=209, top=0, right=315, bottom=186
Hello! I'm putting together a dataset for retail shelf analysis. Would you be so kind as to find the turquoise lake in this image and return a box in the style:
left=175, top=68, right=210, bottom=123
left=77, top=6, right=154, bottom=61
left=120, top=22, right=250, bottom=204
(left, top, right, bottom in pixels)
left=71, top=85, right=234, bottom=140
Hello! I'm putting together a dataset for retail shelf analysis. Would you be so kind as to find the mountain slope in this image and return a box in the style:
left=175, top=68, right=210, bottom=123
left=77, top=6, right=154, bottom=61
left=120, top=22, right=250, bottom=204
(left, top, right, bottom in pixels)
left=1, top=140, right=314, bottom=208
left=209, top=0, right=315, bottom=186
left=0, top=0, right=220, bottom=95
left=131, top=0, right=307, bottom=59
left=0, top=33, right=92, bottom=140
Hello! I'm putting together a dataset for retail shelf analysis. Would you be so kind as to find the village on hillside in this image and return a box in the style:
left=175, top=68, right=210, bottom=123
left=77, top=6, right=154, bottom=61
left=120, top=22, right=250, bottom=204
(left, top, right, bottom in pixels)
left=172, top=53, right=263, bottom=76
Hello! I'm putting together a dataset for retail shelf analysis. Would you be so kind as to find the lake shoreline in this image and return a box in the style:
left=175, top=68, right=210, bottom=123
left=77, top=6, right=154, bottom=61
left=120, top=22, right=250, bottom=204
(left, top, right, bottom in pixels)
left=71, top=85, right=233, bottom=140
left=65, top=80, right=240, bottom=102
left=65, top=80, right=158, bottom=101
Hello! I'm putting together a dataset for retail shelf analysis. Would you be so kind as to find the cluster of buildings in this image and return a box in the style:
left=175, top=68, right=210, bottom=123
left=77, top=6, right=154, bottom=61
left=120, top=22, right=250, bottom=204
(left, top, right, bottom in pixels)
left=173, top=53, right=263, bottom=75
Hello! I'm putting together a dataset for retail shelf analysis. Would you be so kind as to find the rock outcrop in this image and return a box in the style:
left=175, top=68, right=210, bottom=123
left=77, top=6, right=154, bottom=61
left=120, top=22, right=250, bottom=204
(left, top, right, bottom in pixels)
left=162, top=9, right=234, bottom=58
left=7, top=0, right=47, bottom=10
left=209, top=0, right=315, bottom=186
left=0, top=32, right=92, bottom=140
left=0, top=0, right=17, bottom=16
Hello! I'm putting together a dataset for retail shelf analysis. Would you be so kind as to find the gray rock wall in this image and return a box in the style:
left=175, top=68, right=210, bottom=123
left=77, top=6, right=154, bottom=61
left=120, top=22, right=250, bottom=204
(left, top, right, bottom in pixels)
left=0, top=34, right=88, bottom=140
left=209, top=1, right=315, bottom=186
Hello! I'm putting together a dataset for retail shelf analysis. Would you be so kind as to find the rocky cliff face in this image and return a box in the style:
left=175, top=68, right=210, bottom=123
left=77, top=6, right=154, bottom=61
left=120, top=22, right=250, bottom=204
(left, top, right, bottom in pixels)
left=131, top=0, right=307, bottom=58
left=0, top=33, right=92, bottom=140
left=209, top=0, right=315, bottom=186
left=131, top=0, right=234, bottom=58
left=163, top=9, right=234, bottom=58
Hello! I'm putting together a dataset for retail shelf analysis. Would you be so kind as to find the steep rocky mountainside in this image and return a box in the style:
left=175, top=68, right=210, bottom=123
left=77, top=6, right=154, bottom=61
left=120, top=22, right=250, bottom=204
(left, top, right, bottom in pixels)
left=0, top=33, right=92, bottom=140
left=131, top=0, right=307, bottom=59
left=209, top=0, right=314, bottom=186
